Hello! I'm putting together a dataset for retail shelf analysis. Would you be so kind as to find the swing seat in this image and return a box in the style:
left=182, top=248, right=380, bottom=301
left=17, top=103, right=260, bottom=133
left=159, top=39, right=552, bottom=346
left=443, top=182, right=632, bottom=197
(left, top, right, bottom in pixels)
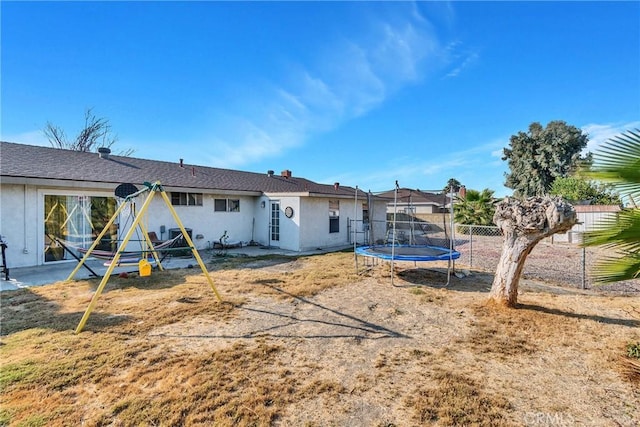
left=139, top=259, right=152, bottom=276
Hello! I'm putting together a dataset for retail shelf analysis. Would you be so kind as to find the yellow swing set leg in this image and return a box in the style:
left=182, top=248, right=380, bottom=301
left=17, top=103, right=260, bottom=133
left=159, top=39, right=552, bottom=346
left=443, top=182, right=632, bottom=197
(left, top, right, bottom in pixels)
left=74, top=182, right=222, bottom=334
left=158, top=190, right=223, bottom=302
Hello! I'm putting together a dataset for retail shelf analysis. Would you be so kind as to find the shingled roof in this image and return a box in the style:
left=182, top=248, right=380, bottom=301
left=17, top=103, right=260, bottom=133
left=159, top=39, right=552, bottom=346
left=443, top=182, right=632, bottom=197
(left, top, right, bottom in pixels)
left=0, top=141, right=357, bottom=197
left=375, top=188, right=452, bottom=206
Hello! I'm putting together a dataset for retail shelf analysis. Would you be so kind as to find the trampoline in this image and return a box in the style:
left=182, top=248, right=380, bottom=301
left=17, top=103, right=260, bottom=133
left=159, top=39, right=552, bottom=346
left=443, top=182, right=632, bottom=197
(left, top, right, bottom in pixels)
left=353, top=181, right=461, bottom=286
left=356, top=244, right=460, bottom=262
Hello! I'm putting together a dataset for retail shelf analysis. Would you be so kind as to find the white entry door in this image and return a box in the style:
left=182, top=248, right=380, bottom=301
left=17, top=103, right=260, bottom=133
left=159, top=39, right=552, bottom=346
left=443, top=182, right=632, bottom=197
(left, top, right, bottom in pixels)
left=270, top=201, right=280, bottom=247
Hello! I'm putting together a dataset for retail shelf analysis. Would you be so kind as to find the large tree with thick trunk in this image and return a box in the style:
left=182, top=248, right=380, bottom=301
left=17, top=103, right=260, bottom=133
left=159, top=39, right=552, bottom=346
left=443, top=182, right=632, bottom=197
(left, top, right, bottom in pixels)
left=502, top=121, right=589, bottom=198
left=489, top=196, right=577, bottom=306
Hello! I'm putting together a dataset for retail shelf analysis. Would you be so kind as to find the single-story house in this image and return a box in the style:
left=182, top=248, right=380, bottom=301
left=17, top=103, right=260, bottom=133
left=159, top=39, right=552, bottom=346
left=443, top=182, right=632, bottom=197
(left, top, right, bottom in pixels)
left=0, top=141, right=387, bottom=268
left=376, top=187, right=452, bottom=214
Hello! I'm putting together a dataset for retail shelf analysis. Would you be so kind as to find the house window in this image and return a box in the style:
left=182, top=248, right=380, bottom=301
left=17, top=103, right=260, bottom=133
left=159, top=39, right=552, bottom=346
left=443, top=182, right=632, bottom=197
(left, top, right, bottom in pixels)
left=214, top=198, right=240, bottom=212
left=362, top=203, right=369, bottom=223
left=171, top=192, right=203, bottom=206
left=329, top=200, right=339, bottom=233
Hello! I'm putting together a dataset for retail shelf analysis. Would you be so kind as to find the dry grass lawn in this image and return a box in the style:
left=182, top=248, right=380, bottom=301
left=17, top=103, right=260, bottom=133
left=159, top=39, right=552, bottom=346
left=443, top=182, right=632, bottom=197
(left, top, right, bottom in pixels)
left=1, top=251, right=639, bottom=426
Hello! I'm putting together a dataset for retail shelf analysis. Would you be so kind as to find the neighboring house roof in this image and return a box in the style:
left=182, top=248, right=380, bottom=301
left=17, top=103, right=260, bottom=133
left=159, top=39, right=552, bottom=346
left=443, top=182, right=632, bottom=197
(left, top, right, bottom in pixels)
left=0, top=141, right=358, bottom=198
left=376, top=188, right=452, bottom=206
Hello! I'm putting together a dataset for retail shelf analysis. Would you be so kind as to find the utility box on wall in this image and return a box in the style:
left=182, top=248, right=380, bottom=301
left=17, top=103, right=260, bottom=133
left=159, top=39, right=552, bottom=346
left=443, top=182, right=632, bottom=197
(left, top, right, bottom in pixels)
left=169, top=228, right=192, bottom=242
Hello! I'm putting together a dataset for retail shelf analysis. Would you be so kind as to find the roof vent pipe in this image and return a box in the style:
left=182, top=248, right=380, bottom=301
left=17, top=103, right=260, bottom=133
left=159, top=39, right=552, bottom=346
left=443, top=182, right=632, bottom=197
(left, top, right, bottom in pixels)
left=179, top=158, right=184, bottom=168
left=334, top=182, right=340, bottom=190
left=98, top=147, right=111, bottom=159
left=267, top=170, right=274, bottom=177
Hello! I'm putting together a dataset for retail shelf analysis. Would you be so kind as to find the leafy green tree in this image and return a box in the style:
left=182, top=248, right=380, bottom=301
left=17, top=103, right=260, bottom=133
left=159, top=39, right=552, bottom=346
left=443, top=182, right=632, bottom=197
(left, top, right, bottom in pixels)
left=454, top=188, right=496, bottom=227
left=503, top=121, right=589, bottom=197
left=581, top=129, right=640, bottom=284
left=550, top=176, right=620, bottom=205
left=44, top=108, right=133, bottom=156
left=444, top=178, right=462, bottom=193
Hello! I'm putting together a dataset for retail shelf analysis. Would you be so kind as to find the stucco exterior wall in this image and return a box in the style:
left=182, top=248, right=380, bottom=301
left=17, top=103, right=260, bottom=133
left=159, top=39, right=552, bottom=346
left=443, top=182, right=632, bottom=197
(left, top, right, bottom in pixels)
left=1, top=184, right=38, bottom=268
left=0, top=183, right=265, bottom=268
left=298, top=198, right=344, bottom=251
left=271, top=196, right=301, bottom=251
left=1, top=180, right=374, bottom=268
left=297, top=196, right=390, bottom=250
left=142, top=193, right=259, bottom=250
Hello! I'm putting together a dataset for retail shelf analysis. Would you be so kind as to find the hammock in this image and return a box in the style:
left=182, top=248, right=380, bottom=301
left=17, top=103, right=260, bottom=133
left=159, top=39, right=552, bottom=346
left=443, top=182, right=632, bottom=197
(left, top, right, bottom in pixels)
left=75, top=234, right=186, bottom=265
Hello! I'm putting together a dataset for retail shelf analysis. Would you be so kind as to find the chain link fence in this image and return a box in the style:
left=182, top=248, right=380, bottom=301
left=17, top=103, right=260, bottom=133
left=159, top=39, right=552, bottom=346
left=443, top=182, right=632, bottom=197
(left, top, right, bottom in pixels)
left=454, top=224, right=640, bottom=293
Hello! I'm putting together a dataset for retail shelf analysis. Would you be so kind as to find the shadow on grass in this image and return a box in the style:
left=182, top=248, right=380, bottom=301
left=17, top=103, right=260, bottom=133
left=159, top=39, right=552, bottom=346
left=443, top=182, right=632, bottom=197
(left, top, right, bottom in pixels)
left=517, top=303, right=640, bottom=328
left=152, top=283, right=408, bottom=341
left=246, top=283, right=407, bottom=339
left=208, top=254, right=301, bottom=271
left=395, top=268, right=493, bottom=293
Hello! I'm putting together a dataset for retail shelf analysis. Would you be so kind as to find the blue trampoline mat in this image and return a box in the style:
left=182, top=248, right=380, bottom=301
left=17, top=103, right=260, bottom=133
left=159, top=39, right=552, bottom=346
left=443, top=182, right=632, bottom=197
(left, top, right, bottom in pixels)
left=356, top=244, right=461, bottom=262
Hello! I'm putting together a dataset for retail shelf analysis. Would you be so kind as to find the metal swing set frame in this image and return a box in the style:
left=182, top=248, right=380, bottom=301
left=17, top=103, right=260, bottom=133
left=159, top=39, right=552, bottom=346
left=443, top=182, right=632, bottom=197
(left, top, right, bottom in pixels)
left=68, top=181, right=222, bottom=333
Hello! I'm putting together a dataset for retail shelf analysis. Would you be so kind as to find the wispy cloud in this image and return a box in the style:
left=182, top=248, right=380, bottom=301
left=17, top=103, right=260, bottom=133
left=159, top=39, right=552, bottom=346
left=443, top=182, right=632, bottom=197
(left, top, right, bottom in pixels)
left=201, top=5, right=448, bottom=169
left=444, top=50, right=479, bottom=78
left=326, top=138, right=508, bottom=193
left=582, top=121, right=640, bottom=154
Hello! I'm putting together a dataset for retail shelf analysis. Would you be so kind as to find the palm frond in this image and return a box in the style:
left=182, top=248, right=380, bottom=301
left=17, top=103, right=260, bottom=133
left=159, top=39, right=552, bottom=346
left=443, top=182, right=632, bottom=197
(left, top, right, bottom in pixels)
left=581, top=129, right=640, bottom=284
left=590, top=252, right=640, bottom=284
left=582, top=209, right=640, bottom=253
left=585, top=129, right=640, bottom=200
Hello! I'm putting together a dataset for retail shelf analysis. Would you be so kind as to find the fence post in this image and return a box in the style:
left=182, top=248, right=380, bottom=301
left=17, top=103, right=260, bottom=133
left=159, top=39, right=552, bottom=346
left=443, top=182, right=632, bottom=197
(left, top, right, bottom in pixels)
left=469, top=225, right=474, bottom=268
left=581, top=246, right=586, bottom=290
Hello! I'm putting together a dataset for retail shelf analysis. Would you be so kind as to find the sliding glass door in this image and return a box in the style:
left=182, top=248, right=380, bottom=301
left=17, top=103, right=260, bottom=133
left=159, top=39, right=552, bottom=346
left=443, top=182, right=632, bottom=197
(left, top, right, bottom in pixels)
left=44, top=195, right=117, bottom=262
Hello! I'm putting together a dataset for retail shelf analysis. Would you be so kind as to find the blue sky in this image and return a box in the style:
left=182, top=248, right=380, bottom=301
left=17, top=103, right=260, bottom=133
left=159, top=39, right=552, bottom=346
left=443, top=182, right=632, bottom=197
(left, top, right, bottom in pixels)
left=2, top=1, right=639, bottom=197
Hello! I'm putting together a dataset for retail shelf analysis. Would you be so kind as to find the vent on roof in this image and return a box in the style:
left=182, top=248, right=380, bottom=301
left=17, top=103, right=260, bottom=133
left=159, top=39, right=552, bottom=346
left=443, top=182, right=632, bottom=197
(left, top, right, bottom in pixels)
left=179, top=158, right=184, bottom=168
left=334, top=182, right=340, bottom=191
left=267, top=170, right=274, bottom=177
left=281, top=170, right=292, bottom=179
left=98, top=147, right=111, bottom=159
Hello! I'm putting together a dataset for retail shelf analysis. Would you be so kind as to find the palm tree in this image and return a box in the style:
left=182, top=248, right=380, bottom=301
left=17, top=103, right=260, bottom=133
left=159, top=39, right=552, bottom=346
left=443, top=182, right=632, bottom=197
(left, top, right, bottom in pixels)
left=454, top=188, right=496, bottom=232
left=581, top=129, right=640, bottom=283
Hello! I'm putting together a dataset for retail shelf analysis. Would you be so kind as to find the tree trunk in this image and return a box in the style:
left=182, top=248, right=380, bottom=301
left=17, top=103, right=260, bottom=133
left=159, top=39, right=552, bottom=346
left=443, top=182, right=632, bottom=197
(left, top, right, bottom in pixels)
left=489, top=196, right=577, bottom=307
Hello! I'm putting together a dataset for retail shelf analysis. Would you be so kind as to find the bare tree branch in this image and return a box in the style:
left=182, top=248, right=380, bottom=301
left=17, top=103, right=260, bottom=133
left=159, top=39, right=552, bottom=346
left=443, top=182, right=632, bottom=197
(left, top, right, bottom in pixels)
left=43, top=108, right=133, bottom=155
